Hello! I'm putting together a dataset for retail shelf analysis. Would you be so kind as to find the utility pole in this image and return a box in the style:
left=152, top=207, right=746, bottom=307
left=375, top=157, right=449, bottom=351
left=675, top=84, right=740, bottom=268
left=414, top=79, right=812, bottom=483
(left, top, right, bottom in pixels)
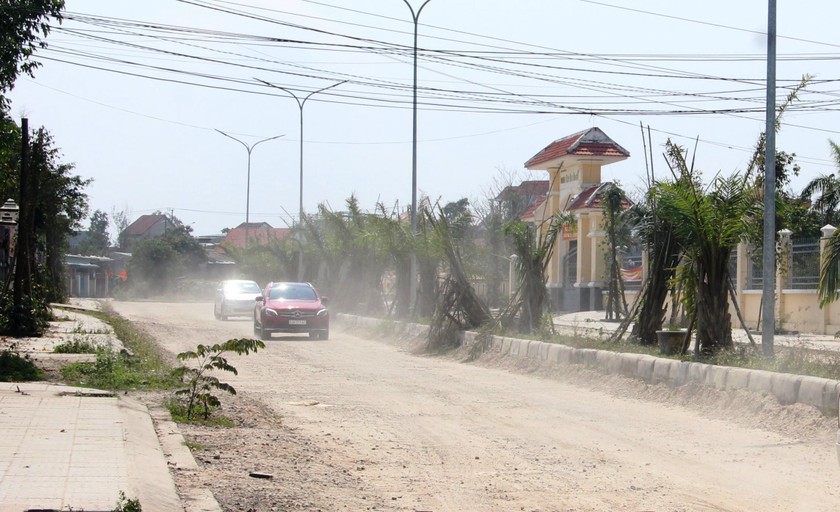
left=12, top=118, right=34, bottom=335
left=761, top=0, right=777, bottom=357
left=401, top=0, right=432, bottom=316
left=216, top=130, right=283, bottom=246
left=256, top=78, right=346, bottom=281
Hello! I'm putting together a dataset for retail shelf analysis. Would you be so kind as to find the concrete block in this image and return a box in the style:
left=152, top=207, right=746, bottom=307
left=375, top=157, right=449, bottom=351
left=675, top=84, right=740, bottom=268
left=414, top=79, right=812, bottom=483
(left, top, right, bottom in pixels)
left=490, top=335, right=503, bottom=352
left=500, top=337, right=512, bottom=356
left=619, top=354, right=642, bottom=378
left=508, top=339, right=521, bottom=357
left=555, top=345, right=573, bottom=365
left=636, top=355, right=657, bottom=383
left=746, top=369, right=774, bottom=395
left=527, top=340, right=542, bottom=360
left=580, top=349, right=598, bottom=368
left=797, top=376, right=834, bottom=410
left=770, top=373, right=802, bottom=405
left=706, top=366, right=729, bottom=390
left=547, top=344, right=563, bottom=364
left=596, top=351, right=621, bottom=374
left=685, top=362, right=710, bottom=386
left=570, top=348, right=585, bottom=365
left=723, top=368, right=751, bottom=391
left=673, top=361, right=691, bottom=387
left=822, top=381, right=840, bottom=415
left=538, top=342, right=551, bottom=362
left=651, top=359, right=673, bottom=385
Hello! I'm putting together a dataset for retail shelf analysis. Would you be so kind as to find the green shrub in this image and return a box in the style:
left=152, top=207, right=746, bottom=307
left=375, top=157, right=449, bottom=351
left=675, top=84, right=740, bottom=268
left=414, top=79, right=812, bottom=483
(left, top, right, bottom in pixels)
left=0, top=350, right=43, bottom=381
left=53, top=339, right=98, bottom=354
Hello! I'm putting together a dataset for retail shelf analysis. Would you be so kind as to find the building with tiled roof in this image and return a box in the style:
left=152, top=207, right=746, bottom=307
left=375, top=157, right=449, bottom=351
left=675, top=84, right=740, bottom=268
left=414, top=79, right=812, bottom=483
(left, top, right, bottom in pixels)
left=524, top=127, right=630, bottom=312
left=121, top=214, right=175, bottom=250
left=222, top=222, right=290, bottom=249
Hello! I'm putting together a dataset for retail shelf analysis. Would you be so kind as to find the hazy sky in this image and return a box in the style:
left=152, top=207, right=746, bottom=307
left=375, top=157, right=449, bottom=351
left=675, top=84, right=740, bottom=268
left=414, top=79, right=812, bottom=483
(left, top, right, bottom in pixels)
left=8, top=0, right=840, bottom=236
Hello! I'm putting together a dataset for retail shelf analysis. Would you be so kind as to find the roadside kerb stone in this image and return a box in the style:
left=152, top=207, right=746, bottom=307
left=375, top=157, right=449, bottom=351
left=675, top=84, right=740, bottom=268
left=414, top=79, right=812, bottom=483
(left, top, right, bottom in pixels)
left=651, top=359, right=674, bottom=386
left=673, top=361, right=691, bottom=387
left=527, top=340, right=542, bottom=360
left=746, top=369, right=775, bottom=396
left=555, top=345, right=573, bottom=364
left=636, top=355, right=657, bottom=383
left=500, top=337, right=513, bottom=356
left=490, top=335, right=503, bottom=352
left=723, top=367, right=751, bottom=391
left=580, top=349, right=598, bottom=368
left=686, top=362, right=710, bottom=386
left=509, top=339, right=523, bottom=358
left=770, top=373, right=803, bottom=405
left=797, top=376, right=835, bottom=411
left=706, top=365, right=730, bottom=390
left=822, top=381, right=840, bottom=415
left=538, top=342, right=551, bottom=362
left=596, top=351, right=622, bottom=374
left=619, top=353, right=643, bottom=379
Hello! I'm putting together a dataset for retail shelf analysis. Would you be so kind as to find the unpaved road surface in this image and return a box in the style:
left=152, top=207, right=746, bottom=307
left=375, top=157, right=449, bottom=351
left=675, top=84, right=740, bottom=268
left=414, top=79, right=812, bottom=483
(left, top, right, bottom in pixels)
left=111, top=301, right=840, bottom=512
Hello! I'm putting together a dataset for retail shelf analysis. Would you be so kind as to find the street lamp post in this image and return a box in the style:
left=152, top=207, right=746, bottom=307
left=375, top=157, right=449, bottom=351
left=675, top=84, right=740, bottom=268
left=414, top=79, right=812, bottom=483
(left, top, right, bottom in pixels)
left=257, top=79, right=346, bottom=280
left=401, top=0, right=432, bottom=315
left=216, top=130, right=283, bottom=246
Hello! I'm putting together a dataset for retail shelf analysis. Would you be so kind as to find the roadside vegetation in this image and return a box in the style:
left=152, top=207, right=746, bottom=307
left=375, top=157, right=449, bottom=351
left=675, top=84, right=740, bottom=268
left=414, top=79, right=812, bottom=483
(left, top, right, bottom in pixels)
left=58, top=305, right=180, bottom=390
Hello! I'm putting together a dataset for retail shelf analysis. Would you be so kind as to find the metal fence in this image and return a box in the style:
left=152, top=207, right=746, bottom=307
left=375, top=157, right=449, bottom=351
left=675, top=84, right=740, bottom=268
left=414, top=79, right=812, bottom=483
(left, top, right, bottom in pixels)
left=786, top=237, right=820, bottom=289
left=746, top=238, right=821, bottom=290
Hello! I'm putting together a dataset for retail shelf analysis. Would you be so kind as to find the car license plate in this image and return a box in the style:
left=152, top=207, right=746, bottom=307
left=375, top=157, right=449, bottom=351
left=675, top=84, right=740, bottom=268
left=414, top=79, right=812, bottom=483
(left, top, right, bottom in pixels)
left=289, top=319, right=307, bottom=325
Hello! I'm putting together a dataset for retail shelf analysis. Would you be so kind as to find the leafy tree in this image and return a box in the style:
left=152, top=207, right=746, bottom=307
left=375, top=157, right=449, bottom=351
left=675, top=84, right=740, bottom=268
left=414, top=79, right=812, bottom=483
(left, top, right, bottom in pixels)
left=76, top=209, right=110, bottom=256
left=110, top=206, right=131, bottom=250
left=0, top=0, right=65, bottom=105
left=127, top=214, right=204, bottom=294
left=31, top=127, right=89, bottom=302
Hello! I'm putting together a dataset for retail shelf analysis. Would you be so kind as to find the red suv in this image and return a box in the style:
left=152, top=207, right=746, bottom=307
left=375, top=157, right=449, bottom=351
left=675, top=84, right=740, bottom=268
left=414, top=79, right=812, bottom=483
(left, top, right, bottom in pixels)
left=253, top=282, right=330, bottom=340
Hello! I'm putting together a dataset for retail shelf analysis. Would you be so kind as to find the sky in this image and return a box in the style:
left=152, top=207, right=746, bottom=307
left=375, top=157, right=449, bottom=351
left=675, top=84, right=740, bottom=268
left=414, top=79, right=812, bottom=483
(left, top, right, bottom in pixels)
left=7, top=0, right=840, bottom=237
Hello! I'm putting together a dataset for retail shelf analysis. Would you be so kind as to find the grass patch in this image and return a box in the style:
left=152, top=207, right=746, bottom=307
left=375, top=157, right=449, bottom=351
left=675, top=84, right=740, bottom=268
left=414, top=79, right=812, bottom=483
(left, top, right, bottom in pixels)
left=164, top=398, right=235, bottom=428
left=57, top=306, right=180, bottom=391
left=0, top=351, right=43, bottom=381
left=53, top=339, right=98, bottom=354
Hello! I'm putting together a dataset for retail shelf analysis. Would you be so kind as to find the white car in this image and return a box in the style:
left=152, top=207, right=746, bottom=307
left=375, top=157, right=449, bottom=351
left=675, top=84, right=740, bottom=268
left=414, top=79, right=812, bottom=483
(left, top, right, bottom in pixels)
left=214, top=280, right=261, bottom=320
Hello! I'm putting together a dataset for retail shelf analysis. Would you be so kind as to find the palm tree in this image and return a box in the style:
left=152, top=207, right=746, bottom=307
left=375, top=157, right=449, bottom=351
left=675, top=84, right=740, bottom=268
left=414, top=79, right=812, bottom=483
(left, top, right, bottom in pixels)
left=801, top=140, right=840, bottom=228
left=504, top=214, right=565, bottom=334
left=658, top=142, right=761, bottom=354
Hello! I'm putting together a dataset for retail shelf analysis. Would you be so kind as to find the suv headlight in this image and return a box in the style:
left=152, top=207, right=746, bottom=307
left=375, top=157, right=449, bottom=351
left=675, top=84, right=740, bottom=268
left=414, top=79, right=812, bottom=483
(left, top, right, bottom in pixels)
left=265, top=308, right=279, bottom=317
left=317, top=308, right=329, bottom=317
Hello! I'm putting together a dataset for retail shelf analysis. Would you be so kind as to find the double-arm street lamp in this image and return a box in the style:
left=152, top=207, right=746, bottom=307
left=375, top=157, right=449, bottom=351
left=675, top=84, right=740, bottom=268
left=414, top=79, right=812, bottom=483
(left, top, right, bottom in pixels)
left=401, top=0, right=432, bottom=314
left=216, top=129, right=283, bottom=246
left=257, top=78, right=347, bottom=279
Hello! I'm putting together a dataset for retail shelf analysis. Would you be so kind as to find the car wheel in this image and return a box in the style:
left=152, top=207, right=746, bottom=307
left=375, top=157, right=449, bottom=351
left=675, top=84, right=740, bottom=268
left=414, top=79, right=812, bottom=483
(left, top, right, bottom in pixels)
left=259, top=317, right=271, bottom=340
left=322, top=328, right=329, bottom=340
left=309, top=330, right=319, bottom=340
left=220, top=302, right=228, bottom=321
left=253, top=321, right=260, bottom=337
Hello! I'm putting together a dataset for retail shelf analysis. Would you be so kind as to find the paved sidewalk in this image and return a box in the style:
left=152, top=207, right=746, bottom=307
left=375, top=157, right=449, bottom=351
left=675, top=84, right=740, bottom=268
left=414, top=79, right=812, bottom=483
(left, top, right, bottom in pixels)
left=553, top=310, right=840, bottom=351
left=0, top=383, right=183, bottom=512
left=0, top=303, right=221, bottom=512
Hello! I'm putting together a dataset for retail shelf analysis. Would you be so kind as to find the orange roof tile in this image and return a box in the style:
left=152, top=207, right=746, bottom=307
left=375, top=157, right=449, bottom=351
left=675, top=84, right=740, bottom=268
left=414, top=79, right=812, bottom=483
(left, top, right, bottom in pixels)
left=525, top=127, right=629, bottom=169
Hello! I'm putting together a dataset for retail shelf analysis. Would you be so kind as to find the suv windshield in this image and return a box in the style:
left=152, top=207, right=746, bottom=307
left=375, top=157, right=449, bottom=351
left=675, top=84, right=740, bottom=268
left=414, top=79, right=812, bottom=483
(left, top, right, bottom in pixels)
left=225, top=281, right=261, bottom=294
left=269, top=284, right=317, bottom=301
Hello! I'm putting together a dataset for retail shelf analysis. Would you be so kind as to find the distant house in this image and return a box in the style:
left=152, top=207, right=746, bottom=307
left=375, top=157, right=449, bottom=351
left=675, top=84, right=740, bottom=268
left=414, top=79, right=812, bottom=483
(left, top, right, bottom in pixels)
left=496, top=180, right=549, bottom=221
left=221, top=222, right=290, bottom=249
left=121, top=214, right=175, bottom=250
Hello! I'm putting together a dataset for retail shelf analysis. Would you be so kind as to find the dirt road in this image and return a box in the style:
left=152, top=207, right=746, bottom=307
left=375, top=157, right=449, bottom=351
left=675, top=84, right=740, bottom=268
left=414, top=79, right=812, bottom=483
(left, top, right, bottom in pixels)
left=112, top=301, right=840, bottom=512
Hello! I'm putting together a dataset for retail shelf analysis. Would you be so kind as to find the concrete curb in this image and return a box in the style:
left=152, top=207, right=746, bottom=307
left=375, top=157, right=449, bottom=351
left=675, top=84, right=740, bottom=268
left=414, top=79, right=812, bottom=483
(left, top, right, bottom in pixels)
left=148, top=406, right=224, bottom=512
left=335, top=313, right=840, bottom=416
